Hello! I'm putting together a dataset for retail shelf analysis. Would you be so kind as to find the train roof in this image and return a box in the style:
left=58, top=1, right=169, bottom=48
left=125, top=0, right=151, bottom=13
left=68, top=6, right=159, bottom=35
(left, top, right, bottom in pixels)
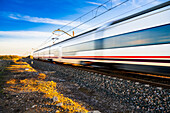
left=34, top=1, right=170, bottom=53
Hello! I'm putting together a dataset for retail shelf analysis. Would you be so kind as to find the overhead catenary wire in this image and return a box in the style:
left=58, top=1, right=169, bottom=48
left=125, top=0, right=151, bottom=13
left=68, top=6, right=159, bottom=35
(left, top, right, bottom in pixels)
left=57, top=0, right=130, bottom=38
left=81, top=0, right=159, bottom=33
left=64, top=0, right=130, bottom=34
left=36, top=0, right=161, bottom=50
left=37, top=0, right=129, bottom=49
left=58, top=0, right=113, bottom=30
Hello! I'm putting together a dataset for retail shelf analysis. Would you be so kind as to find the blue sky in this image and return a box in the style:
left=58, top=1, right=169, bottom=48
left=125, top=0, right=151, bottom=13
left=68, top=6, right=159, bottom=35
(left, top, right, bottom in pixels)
left=0, top=0, right=168, bottom=55
left=0, top=0, right=88, bottom=31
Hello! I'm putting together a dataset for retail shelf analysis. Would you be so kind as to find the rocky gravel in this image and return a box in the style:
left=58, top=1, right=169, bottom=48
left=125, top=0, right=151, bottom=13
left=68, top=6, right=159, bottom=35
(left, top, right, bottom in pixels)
left=0, top=59, right=170, bottom=113
left=26, top=59, right=170, bottom=113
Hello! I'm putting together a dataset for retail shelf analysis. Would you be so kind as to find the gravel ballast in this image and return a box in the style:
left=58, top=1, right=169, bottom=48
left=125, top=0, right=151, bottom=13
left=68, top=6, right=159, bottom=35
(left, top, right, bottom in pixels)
left=26, top=59, right=170, bottom=112
left=0, top=59, right=169, bottom=113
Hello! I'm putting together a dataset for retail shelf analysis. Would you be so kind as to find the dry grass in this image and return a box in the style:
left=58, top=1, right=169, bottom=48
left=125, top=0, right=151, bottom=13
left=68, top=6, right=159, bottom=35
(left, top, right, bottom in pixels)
left=5, top=61, right=89, bottom=112
left=0, top=55, right=21, bottom=61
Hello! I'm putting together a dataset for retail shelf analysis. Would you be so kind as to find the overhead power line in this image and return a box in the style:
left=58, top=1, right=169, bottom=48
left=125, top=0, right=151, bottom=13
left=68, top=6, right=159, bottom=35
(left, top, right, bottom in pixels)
left=55, top=0, right=130, bottom=42
left=64, top=0, right=130, bottom=34
left=90, top=0, right=159, bottom=31
left=37, top=0, right=130, bottom=49
left=58, top=0, right=115, bottom=30
left=37, top=0, right=161, bottom=49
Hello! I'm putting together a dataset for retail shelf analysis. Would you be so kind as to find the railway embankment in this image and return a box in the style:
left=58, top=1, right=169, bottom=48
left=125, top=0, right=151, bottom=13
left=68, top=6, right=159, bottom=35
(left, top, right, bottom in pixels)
left=26, top=58, right=170, bottom=112
left=0, top=59, right=91, bottom=113
left=0, top=58, right=170, bottom=112
left=0, top=60, right=11, bottom=93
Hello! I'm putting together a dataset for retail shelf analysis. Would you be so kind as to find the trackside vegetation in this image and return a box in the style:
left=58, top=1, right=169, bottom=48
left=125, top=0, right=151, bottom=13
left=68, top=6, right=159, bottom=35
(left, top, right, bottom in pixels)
left=0, top=55, right=22, bottom=60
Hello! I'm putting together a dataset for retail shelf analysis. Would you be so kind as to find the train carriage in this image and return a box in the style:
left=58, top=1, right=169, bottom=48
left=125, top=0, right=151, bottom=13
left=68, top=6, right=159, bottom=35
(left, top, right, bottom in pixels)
left=33, top=1, right=170, bottom=75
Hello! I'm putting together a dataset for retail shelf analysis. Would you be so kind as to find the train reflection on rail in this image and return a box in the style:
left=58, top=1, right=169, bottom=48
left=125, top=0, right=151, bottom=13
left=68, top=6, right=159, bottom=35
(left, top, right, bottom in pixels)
left=33, top=1, right=170, bottom=76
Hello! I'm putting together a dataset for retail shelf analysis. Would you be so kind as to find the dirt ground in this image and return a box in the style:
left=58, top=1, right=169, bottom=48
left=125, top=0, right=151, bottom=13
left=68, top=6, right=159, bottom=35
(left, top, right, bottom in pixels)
left=1, top=59, right=169, bottom=113
left=0, top=59, right=91, bottom=113
left=0, top=58, right=131, bottom=113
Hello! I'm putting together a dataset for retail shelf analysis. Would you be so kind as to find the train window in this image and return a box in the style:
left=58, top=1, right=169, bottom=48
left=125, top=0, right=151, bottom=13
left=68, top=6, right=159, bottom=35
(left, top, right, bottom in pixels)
left=103, top=24, right=170, bottom=49
left=62, top=41, right=95, bottom=55
left=62, top=52, right=76, bottom=56
left=79, top=41, right=95, bottom=51
left=148, top=24, right=170, bottom=43
left=95, top=39, right=103, bottom=50
left=54, top=51, right=59, bottom=56
left=51, top=49, right=59, bottom=56
left=122, top=31, right=149, bottom=46
left=43, top=50, right=48, bottom=55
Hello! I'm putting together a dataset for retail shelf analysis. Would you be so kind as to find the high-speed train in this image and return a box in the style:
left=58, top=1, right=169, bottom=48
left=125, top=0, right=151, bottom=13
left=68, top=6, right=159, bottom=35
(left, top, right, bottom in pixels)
left=33, top=1, right=170, bottom=75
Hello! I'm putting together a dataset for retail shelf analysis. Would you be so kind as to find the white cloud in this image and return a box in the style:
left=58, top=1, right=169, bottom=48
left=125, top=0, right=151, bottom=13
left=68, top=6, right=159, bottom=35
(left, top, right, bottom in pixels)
left=130, top=0, right=161, bottom=8
left=86, top=1, right=107, bottom=7
left=112, top=0, right=122, bottom=5
left=8, top=14, right=90, bottom=29
left=9, top=14, right=73, bottom=25
left=9, top=14, right=19, bottom=19
left=131, top=0, right=139, bottom=7
left=0, top=31, right=53, bottom=55
left=86, top=0, right=123, bottom=6
left=0, top=31, right=51, bottom=38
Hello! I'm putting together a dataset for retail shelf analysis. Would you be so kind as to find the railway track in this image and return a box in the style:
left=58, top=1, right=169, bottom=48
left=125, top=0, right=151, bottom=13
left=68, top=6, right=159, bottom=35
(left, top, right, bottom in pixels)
left=34, top=59, right=170, bottom=88
left=25, top=58, right=170, bottom=112
left=81, top=67, right=170, bottom=88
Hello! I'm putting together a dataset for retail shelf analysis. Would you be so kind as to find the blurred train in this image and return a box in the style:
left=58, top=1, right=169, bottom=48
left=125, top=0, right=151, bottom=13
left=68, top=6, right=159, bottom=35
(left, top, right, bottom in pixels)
left=33, top=1, right=170, bottom=75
